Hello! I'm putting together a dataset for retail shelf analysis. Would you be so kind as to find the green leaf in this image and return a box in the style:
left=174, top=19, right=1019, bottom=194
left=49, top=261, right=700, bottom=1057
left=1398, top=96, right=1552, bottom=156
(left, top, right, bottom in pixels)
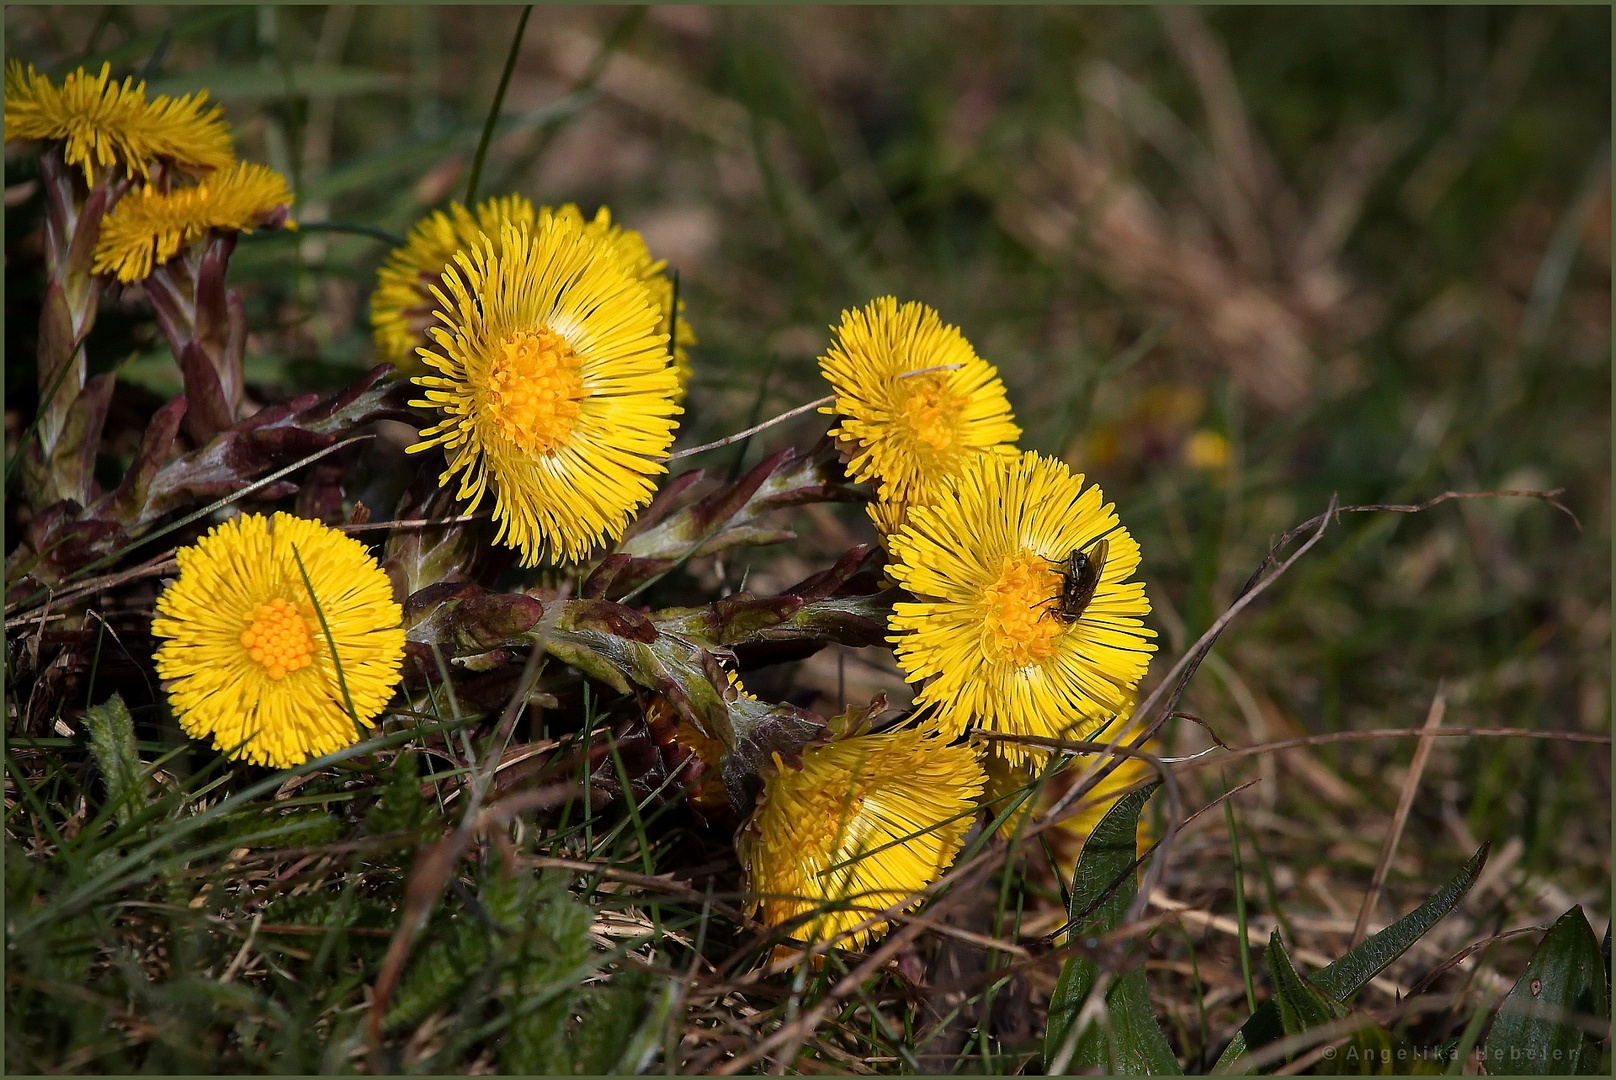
left=145, top=64, right=404, bottom=102
left=1268, top=931, right=1349, bottom=1038
left=1045, top=781, right=1181, bottom=1074
left=85, top=693, right=142, bottom=827
left=1314, top=842, right=1491, bottom=1003
left=1215, top=843, right=1489, bottom=1072
left=1480, top=906, right=1609, bottom=1075
left=1106, top=969, right=1186, bottom=1075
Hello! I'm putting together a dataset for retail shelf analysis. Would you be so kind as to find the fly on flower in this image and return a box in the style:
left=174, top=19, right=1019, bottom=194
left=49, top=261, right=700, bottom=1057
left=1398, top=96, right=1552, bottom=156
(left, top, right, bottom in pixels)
left=886, top=450, right=1156, bottom=765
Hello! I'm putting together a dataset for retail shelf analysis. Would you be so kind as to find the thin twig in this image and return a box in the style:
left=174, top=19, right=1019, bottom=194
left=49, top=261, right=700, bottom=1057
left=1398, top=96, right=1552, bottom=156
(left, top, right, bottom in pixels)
left=894, top=362, right=966, bottom=379
left=1352, top=686, right=1445, bottom=945
left=1167, top=726, right=1610, bottom=770
left=5, top=555, right=178, bottom=629
left=219, top=912, right=262, bottom=984
left=1406, top=925, right=1548, bottom=998
left=667, top=396, right=834, bottom=462
left=1121, top=495, right=1339, bottom=759
left=338, top=512, right=490, bottom=534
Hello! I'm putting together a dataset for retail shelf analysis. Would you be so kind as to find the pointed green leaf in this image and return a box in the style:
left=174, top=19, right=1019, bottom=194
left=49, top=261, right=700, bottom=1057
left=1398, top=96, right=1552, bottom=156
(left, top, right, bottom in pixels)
left=1268, top=931, right=1349, bottom=1038
left=1045, top=781, right=1180, bottom=1074
left=85, top=693, right=142, bottom=827
left=1215, top=843, right=1489, bottom=1072
left=1480, top=906, right=1609, bottom=1075
left=1105, top=969, right=1185, bottom=1075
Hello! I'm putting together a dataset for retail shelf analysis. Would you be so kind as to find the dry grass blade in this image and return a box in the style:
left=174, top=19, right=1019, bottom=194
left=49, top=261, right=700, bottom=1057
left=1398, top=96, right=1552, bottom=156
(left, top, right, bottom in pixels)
left=339, top=512, right=489, bottom=534
left=366, top=592, right=565, bottom=1060
left=1351, top=687, right=1446, bottom=945
left=4, top=554, right=177, bottom=629
left=711, top=857, right=1003, bottom=1075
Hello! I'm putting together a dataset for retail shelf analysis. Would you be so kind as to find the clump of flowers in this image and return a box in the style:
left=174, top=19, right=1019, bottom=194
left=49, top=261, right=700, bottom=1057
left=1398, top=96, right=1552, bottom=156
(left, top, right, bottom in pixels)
left=151, top=513, right=405, bottom=769
left=886, top=449, right=1155, bottom=764
left=8, top=40, right=1163, bottom=990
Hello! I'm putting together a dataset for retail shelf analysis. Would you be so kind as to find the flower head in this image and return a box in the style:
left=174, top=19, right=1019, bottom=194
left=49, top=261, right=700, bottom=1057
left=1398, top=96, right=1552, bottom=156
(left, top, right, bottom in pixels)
left=819, top=298, right=1020, bottom=530
left=151, top=512, right=405, bottom=769
left=373, top=197, right=694, bottom=390
left=741, top=719, right=985, bottom=957
left=5, top=61, right=233, bottom=184
left=407, top=214, right=682, bottom=566
left=92, top=161, right=294, bottom=282
left=887, top=450, right=1155, bottom=766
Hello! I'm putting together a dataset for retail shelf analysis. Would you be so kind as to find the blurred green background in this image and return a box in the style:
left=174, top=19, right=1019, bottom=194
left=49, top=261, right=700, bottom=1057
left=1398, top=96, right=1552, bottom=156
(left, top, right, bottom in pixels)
left=5, top=3, right=1609, bottom=1059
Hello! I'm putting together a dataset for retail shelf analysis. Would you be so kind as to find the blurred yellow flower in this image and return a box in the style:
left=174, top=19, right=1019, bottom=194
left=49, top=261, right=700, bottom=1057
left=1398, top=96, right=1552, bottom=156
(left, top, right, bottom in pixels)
left=407, top=215, right=681, bottom=566
left=981, top=743, right=1157, bottom=867
left=820, top=298, right=1020, bottom=534
left=741, top=719, right=984, bottom=958
left=4, top=61, right=232, bottom=184
left=92, top=161, right=295, bottom=282
left=887, top=450, right=1155, bottom=766
left=151, top=512, right=405, bottom=769
left=372, top=196, right=693, bottom=391
left=1183, top=428, right=1230, bottom=471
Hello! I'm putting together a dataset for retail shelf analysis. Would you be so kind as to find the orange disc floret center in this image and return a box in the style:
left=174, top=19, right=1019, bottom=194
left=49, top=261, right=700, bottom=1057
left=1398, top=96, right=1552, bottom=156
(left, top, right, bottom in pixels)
left=898, top=374, right=967, bottom=453
left=979, top=550, right=1065, bottom=667
left=239, top=597, right=316, bottom=681
left=484, top=328, right=587, bottom=454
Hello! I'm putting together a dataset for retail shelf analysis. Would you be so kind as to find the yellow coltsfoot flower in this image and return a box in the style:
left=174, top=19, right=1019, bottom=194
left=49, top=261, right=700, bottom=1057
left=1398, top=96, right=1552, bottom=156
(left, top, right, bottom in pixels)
left=4, top=61, right=232, bottom=184
left=406, top=214, right=682, bottom=566
left=372, top=197, right=694, bottom=391
left=887, top=450, right=1155, bottom=765
left=151, top=512, right=405, bottom=769
left=819, top=297, right=1021, bottom=533
left=92, top=161, right=295, bottom=282
left=741, top=718, right=985, bottom=958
